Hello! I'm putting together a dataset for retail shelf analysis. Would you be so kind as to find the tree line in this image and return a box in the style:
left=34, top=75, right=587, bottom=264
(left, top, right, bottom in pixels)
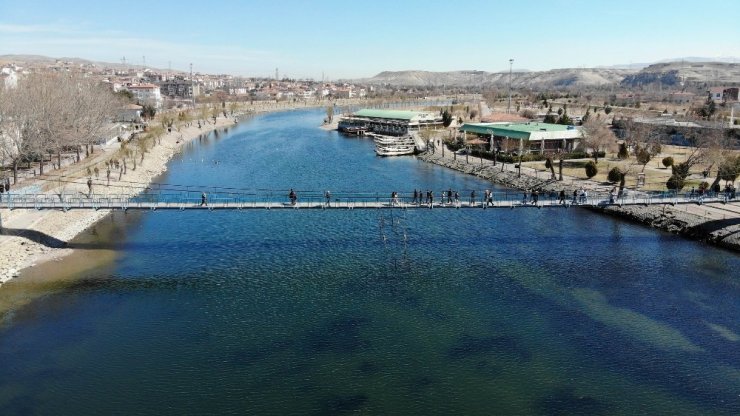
left=0, top=73, right=119, bottom=184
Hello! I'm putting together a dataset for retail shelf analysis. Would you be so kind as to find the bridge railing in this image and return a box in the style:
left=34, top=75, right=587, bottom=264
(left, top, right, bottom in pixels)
left=2, top=189, right=736, bottom=210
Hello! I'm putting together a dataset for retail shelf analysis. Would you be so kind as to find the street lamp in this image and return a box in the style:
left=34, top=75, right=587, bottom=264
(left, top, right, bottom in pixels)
left=507, top=59, right=514, bottom=114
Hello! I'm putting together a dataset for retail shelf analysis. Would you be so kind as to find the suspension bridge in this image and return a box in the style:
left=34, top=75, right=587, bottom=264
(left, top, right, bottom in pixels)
left=1, top=190, right=735, bottom=212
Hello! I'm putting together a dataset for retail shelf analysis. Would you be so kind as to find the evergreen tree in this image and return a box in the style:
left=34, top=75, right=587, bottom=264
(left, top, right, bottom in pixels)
left=636, top=147, right=652, bottom=171
left=698, top=93, right=717, bottom=119
left=557, top=114, right=573, bottom=125
left=607, top=167, right=622, bottom=183
left=442, top=110, right=453, bottom=127
left=617, top=143, right=629, bottom=159
left=584, top=161, right=598, bottom=178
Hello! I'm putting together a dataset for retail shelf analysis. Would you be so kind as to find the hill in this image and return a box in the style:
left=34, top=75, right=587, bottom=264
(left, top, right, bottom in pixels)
left=360, top=62, right=740, bottom=89
left=0, top=54, right=172, bottom=73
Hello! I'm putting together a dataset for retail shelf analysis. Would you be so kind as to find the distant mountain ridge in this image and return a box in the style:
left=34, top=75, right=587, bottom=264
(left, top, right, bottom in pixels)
left=358, top=61, right=740, bottom=88
left=2, top=54, right=739, bottom=88
left=0, top=54, right=173, bottom=73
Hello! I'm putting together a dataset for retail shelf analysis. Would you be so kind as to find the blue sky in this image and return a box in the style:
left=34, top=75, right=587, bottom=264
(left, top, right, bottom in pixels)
left=1, top=0, right=738, bottom=79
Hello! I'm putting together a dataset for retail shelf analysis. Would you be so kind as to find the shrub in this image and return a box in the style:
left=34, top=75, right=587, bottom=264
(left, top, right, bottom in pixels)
left=607, top=167, right=623, bottom=183
left=617, top=143, right=629, bottom=160
left=662, top=156, right=674, bottom=168
left=666, top=174, right=685, bottom=190
left=636, top=147, right=652, bottom=166
left=584, top=161, right=598, bottom=178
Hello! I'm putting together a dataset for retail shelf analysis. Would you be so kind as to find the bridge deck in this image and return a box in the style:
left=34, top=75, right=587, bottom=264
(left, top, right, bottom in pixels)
left=2, top=193, right=735, bottom=211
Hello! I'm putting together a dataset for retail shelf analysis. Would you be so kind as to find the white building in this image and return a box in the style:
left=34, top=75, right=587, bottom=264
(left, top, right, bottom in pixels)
left=117, top=104, right=143, bottom=122
left=127, top=83, right=163, bottom=109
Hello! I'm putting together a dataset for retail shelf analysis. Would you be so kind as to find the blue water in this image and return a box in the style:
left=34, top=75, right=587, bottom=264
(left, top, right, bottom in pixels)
left=1, top=109, right=739, bottom=415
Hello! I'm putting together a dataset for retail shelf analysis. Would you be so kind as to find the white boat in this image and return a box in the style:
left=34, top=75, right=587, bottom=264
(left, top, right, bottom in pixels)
left=375, top=145, right=415, bottom=156
left=374, top=135, right=414, bottom=145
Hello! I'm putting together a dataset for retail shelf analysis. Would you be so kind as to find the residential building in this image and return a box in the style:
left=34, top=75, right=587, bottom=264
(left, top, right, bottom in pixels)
left=127, top=83, right=163, bottom=109
left=709, top=87, right=739, bottom=103
left=159, top=79, right=198, bottom=99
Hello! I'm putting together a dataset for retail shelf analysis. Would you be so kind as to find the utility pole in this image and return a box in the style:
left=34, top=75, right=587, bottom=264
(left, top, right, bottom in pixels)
left=507, top=58, right=514, bottom=114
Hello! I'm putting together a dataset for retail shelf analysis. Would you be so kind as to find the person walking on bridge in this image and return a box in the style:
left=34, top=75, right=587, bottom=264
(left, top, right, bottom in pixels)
left=470, top=190, right=476, bottom=206
left=325, top=190, right=331, bottom=207
left=289, top=189, right=297, bottom=206
left=201, top=192, right=207, bottom=206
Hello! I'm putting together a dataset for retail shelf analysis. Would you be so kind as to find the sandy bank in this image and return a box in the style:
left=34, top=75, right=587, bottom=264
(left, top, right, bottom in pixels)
left=0, top=115, right=240, bottom=284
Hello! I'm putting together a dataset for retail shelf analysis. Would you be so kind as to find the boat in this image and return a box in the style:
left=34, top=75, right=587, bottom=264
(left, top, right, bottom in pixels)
left=337, top=120, right=369, bottom=136
left=375, top=144, right=415, bottom=156
left=373, top=134, right=417, bottom=156
left=373, top=136, right=415, bottom=146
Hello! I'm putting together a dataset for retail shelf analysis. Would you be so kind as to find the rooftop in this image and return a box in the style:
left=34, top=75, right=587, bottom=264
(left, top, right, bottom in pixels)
left=460, top=122, right=579, bottom=140
left=129, top=83, right=159, bottom=89
left=352, top=109, right=424, bottom=121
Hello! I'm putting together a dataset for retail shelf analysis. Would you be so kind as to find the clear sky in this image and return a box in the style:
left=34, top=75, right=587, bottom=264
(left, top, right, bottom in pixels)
left=1, top=0, right=738, bottom=79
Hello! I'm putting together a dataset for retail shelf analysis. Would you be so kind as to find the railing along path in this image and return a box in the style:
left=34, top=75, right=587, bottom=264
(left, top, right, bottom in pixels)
left=1, top=190, right=736, bottom=212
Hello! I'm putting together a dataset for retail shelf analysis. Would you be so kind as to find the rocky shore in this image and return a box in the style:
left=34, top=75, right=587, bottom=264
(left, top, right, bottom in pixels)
left=417, top=151, right=740, bottom=252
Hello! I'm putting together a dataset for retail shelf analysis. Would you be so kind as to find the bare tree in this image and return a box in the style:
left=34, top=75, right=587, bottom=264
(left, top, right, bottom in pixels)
left=579, top=115, right=615, bottom=163
left=1, top=73, right=117, bottom=183
left=0, top=84, right=35, bottom=183
left=198, top=105, right=209, bottom=126
left=698, top=127, right=734, bottom=191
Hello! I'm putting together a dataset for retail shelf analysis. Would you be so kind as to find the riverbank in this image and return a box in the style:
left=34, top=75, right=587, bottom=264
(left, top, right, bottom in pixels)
left=417, top=150, right=740, bottom=252
left=0, top=97, right=439, bottom=286
left=0, top=116, right=240, bottom=284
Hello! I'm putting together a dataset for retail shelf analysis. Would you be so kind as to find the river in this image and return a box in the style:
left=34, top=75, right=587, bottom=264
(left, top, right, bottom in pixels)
left=1, top=109, right=739, bottom=415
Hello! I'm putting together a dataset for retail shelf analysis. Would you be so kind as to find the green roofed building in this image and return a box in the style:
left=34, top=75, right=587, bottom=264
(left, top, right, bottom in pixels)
left=339, top=109, right=443, bottom=136
left=459, top=122, right=581, bottom=154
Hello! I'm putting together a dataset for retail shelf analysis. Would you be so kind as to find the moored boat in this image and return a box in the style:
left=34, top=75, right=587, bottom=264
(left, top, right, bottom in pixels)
left=375, top=144, right=415, bottom=156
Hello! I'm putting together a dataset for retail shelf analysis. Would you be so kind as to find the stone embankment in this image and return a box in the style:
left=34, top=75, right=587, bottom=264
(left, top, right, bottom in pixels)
left=418, top=152, right=740, bottom=252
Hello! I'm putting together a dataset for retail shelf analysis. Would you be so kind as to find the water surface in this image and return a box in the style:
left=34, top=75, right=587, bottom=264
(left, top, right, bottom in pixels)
left=1, top=109, right=739, bottom=415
